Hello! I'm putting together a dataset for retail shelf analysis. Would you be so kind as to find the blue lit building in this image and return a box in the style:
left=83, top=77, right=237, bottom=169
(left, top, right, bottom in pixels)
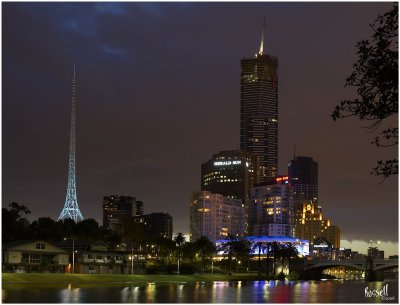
left=216, top=235, right=309, bottom=257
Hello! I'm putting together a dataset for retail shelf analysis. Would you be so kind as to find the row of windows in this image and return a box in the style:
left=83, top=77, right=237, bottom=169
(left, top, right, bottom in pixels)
left=22, top=253, right=44, bottom=264
left=85, top=254, right=123, bottom=261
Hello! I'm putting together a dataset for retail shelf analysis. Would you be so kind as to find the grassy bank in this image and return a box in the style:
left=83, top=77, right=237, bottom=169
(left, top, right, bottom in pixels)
left=3, top=273, right=269, bottom=285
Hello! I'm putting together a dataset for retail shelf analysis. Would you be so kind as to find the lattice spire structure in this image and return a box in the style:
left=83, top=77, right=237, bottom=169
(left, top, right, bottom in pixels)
left=58, top=64, right=84, bottom=222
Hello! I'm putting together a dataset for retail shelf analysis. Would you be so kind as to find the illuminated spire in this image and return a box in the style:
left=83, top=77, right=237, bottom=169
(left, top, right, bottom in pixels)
left=58, top=64, right=84, bottom=223
left=258, top=17, right=265, bottom=56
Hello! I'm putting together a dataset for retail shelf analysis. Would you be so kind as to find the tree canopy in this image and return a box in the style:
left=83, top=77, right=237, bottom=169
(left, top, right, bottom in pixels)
left=2, top=202, right=32, bottom=242
left=331, top=3, right=398, bottom=179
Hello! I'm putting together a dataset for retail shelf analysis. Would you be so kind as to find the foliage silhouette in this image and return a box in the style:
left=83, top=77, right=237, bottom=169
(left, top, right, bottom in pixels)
left=332, top=3, right=398, bottom=179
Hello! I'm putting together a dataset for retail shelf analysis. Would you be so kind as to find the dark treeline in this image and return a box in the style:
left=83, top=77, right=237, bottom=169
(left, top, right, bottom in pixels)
left=2, top=202, right=216, bottom=267
left=3, top=202, right=109, bottom=244
left=3, top=202, right=301, bottom=278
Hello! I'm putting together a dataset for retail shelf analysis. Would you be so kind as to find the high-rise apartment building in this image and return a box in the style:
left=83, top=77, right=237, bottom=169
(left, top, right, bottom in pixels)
left=201, top=150, right=259, bottom=208
left=143, top=213, right=173, bottom=240
left=288, top=156, right=318, bottom=203
left=240, top=25, right=278, bottom=182
left=190, top=191, right=246, bottom=243
left=103, top=195, right=144, bottom=231
left=294, top=201, right=340, bottom=249
left=249, top=177, right=294, bottom=237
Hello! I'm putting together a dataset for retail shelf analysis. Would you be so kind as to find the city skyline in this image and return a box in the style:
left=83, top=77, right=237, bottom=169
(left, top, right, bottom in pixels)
left=3, top=2, right=397, bottom=255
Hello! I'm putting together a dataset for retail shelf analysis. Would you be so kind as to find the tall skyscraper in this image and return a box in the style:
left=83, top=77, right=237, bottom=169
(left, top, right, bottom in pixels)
left=240, top=21, right=278, bottom=182
left=288, top=155, right=318, bottom=203
left=58, top=65, right=84, bottom=222
left=201, top=150, right=259, bottom=208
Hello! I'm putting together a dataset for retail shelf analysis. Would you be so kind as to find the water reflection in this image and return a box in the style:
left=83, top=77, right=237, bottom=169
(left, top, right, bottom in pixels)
left=59, top=284, right=82, bottom=303
left=177, top=283, right=185, bottom=302
left=120, top=285, right=141, bottom=303
left=2, top=280, right=398, bottom=303
left=145, top=282, right=156, bottom=303
left=2, top=289, right=7, bottom=303
left=309, top=281, right=318, bottom=303
left=293, top=281, right=308, bottom=303
left=212, top=281, right=229, bottom=303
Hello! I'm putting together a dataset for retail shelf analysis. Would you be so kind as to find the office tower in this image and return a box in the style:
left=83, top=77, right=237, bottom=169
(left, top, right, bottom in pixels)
left=190, top=191, right=246, bottom=243
left=201, top=150, right=259, bottom=208
left=58, top=65, right=84, bottom=222
left=288, top=155, right=318, bottom=203
left=368, top=247, right=384, bottom=259
left=240, top=22, right=278, bottom=182
left=294, top=201, right=340, bottom=249
left=102, top=195, right=144, bottom=231
left=143, top=213, right=173, bottom=240
left=289, top=155, right=319, bottom=240
left=249, top=176, right=294, bottom=236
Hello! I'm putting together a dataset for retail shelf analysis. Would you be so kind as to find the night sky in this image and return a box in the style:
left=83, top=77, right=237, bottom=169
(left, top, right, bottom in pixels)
left=3, top=2, right=398, bottom=255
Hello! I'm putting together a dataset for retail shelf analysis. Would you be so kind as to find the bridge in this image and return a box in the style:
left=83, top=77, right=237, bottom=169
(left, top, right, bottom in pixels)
left=303, top=258, right=398, bottom=281
left=304, top=258, right=398, bottom=271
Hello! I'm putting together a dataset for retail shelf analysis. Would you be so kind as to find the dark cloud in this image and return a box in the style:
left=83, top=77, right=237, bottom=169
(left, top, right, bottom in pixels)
left=3, top=2, right=397, bottom=254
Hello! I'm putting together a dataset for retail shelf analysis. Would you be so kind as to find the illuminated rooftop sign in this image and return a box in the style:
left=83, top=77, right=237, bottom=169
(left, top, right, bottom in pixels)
left=313, top=244, right=329, bottom=248
left=214, top=160, right=242, bottom=166
left=276, top=176, right=289, bottom=182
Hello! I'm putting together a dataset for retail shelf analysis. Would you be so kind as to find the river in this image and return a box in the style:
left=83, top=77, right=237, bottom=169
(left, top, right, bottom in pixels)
left=2, top=280, right=398, bottom=303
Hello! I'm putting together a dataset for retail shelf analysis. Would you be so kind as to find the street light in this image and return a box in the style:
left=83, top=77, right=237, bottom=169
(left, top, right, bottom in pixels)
left=72, top=238, right=75, bottom=274
left=177, top=253, right=180, bottom=275
left=64, top=236, right=75, bottom=274
left=131, top=244, right=134, bottom=275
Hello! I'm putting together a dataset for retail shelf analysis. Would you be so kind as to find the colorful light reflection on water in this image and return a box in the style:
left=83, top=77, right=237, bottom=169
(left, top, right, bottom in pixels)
left=2, top=280, right=398, bottom=303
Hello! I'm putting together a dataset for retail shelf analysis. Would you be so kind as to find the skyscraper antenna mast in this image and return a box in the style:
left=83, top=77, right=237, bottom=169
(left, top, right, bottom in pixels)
left=258, top=17, right=265, bottom=56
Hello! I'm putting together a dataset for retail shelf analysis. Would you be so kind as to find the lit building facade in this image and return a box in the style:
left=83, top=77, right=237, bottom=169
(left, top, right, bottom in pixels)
left=103, top=195, right=144, bottom=231
left=201, top=150, right=259, bottom=208
left=216, top=236, right=309, bottom=257
left=143, top=213, right=173, bottom=240
left=240, top=31, right=278, bottom=182
left=190, top=191, right=246, bottom=243
left=249, top=176, right=294, bottom=237
left=294, top=201, right=340, bottom=249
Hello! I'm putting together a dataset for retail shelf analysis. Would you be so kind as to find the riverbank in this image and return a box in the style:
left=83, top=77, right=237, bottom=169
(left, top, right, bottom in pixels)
left=3, top=273, right=271, bottom=284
